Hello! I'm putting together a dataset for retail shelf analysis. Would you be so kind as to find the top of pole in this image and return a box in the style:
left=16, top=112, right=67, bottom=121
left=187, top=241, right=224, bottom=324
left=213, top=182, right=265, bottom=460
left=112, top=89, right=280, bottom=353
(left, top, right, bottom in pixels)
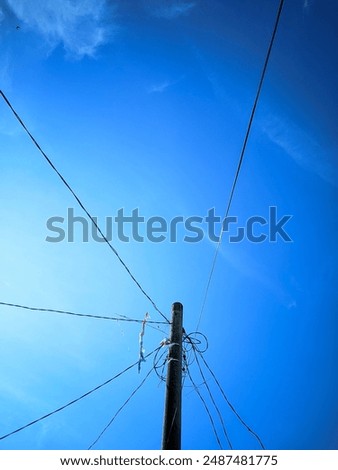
left=172, top=302, right=183, bottom=311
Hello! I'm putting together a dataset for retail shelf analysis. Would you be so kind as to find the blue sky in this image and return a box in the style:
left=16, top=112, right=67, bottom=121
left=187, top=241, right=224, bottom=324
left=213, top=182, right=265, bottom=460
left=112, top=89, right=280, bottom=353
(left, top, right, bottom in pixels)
left=0, top=0, right=337, bottom=450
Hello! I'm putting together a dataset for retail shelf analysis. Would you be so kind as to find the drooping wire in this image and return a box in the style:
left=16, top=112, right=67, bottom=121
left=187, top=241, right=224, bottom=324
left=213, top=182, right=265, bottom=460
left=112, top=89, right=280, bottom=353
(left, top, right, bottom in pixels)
left=179, top=331, right=223, bottom=449
left=154, top=334, right=197, bottom=385
left=196, top=0, right=285, bottom=331
left=0, top=90, right=169, bottom=325
left=152, top=329, right=263, bottom=450
left=0, top=301, right=168, bottom=325
left=0, top=346, right=161, bottom=443
left=88, top=354, right=157, bottom=449
left=184, top=331, right=265, bottom=449
left=153, top=342, right=170, bottom=382
left=186, top=366, right=223, bottom=450
left=192, top=346, right=233, bottom=449
left=182, top=331, right=208, bottom=387
left=183, top=332, right=231, bottom=448
left=197, top=350, right=265, bottom=449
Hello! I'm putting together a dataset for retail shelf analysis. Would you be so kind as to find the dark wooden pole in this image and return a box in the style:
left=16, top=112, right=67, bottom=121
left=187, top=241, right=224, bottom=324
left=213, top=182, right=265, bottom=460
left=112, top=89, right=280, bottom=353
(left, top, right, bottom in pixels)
left=161, top=302, right=183, bottom=450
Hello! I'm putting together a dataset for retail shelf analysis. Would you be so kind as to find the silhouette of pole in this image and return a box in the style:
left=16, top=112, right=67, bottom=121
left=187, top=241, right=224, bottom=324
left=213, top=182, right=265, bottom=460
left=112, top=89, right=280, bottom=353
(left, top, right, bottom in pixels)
left=161, top=302, right=183, bottom=450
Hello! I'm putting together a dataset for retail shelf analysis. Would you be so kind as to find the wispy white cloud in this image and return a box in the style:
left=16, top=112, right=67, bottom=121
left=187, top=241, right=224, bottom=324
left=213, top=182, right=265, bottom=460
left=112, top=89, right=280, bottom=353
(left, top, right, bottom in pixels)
left=287, top=300, right=297, bottom=309
left=147, top=1, right=196, bottom=20
left=215, top=242, right=297, bottom=310
left=4, top=0, right=116, bottom=59
left=200, top=224, right=296, bottom=310
left=261, top=114, right=338, bottom=187
left=147, top=76, right=184, bottom=94
left=148, top=80, right=171, bottom=93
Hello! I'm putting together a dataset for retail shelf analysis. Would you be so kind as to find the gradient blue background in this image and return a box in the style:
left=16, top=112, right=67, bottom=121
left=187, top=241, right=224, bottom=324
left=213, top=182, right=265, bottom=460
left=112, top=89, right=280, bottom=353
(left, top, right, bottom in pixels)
left=0, top=0, right=337, bottom=450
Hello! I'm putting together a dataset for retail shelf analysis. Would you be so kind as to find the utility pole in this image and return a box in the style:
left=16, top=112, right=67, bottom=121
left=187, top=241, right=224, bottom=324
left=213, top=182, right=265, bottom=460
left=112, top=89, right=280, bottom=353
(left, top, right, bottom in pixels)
left=162, top=302, right=183, bottom=450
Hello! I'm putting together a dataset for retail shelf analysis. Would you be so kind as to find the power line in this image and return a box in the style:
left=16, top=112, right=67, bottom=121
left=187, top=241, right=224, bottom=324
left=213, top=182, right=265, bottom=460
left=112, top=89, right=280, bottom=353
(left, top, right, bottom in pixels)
left=186, top=366, right=223, bottom=450
left=193, top=348, right=233, bottom=449
left=0, top=90, right=169, bottom=325
left=88, top=362, right=155, bottom=449
left=184, top=332, right=232, bottom=448
left=197, top=351, right=265, bottom=449
left=0, top=301, right=168, bottom=325
left=196, top=0, right=285, bottom=331
left=0, top=346, right=161, bottom=443
left=184, top=332, right=264, bottom=449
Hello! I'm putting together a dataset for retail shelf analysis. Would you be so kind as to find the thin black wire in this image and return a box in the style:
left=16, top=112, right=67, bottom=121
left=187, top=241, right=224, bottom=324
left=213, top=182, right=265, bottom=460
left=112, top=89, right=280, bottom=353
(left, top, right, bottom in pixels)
left=183, top=332, right=208, bottom=353
left=192, top=348, right=233, bottom=449
left=184, top=332, right=231, bottom=448
left=0, top=346, right=161, bottom=443
left=184, top=331, right=264, bottom=449
left=196, top=0, right=285, bottom=331
left=186, top=366, right=223, bottom=450
left=0, top=90, right=169, bottom=325
left=88, top=358, right=156, bottom=449
left=0, top=301, right=168, bottom=325
left=153, top=345, right=170, bottom=382
left=182, top=331, right=208, bottom=386
left=153, top=336, right=195, bottom=384
left=197, top=350, right=265, bottom=450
